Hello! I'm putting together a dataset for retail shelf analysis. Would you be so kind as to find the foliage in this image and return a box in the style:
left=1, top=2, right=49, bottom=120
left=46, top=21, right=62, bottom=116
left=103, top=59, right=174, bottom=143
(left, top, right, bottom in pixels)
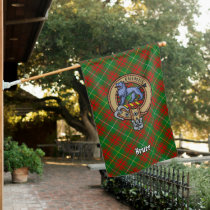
left=183, top=164, right=210, bottom=209
left=103, top=161, right=210, bottom=209
left=103, top=176, right=187, bottom=209
left=169, top=160, right=210, bottom=209
left=70, top=135, right=82, bottom=141
left=4, top=137, right=45, bottom=175
left=17, top=0, right=209, bottom=137
left=4, top=103, right=57, bottom=140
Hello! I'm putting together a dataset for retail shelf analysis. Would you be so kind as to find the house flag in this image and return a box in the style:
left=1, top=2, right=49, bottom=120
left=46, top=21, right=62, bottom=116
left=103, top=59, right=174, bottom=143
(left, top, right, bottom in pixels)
left=80, top=43, right=177, bottom=177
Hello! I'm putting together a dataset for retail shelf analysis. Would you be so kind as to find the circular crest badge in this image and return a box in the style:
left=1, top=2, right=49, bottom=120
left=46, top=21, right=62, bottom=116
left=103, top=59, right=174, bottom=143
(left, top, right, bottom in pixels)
left=108, top=74, right=152, bottom=130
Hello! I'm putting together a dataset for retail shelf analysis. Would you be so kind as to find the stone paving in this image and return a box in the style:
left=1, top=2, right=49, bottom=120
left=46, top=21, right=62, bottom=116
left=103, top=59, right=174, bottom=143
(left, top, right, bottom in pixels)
left=4, top=160, right=130, bottom=210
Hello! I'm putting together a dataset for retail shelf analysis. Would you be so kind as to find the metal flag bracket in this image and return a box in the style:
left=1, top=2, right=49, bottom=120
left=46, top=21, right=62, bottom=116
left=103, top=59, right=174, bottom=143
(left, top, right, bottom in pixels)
left=3, top=80, right=21, bottom=90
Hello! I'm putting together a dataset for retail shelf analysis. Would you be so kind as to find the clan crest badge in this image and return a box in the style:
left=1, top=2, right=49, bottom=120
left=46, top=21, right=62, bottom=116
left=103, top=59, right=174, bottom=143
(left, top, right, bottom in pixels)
left=108, top=74, right=152, bottom=130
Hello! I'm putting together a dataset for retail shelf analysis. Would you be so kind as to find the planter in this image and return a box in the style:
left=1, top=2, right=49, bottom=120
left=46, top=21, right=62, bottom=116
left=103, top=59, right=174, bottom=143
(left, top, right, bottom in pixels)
left=11, top=167, right=29, bottom=183
left=4, top=140, right=45, bottom=181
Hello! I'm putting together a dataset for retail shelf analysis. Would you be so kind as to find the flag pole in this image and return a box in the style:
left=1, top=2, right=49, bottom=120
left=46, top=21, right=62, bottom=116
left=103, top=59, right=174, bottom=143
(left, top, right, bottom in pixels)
left=3, top=41, right=167, bottom=89
left=21, top=64, right=81, bottom=83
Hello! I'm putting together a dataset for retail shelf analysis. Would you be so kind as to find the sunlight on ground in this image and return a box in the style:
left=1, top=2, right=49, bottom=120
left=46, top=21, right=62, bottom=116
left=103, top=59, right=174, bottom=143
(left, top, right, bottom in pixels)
left=44, top=156, right=104, bottom=166
left=45, top=161, right=88, bottom=166
left=176, top=141, right=209, bottom=152
left=182, top=142, right=208, bottom=152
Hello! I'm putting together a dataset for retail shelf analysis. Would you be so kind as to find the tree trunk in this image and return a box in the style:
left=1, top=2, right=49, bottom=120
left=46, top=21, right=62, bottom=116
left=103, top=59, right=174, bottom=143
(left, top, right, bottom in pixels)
left=81, top=111, right=101, bottom=158
left=82, top=111, right=99, bottom=142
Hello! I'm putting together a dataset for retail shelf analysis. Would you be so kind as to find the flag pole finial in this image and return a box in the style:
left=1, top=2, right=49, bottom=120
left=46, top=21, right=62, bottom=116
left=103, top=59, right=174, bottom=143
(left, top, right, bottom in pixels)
left=158, top=41, right=167, bottom=47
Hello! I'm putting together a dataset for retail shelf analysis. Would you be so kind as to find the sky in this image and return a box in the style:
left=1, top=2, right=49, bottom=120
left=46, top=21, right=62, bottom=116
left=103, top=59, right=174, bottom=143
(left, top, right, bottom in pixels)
left=122, top=0, right=210, bottom=32
left=196, top=0, right=210, bottom=32
left=21, top=0, right=210, bottom=98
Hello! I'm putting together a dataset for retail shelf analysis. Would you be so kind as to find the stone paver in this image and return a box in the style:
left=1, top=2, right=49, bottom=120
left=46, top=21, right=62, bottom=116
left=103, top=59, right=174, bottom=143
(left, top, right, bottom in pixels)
left=4, top=161, right=130, bottom=210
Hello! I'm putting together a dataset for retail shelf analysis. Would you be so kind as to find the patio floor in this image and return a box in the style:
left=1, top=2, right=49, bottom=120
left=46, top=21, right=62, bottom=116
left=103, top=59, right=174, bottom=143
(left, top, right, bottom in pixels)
left=4, top=159, right=130, bottom=210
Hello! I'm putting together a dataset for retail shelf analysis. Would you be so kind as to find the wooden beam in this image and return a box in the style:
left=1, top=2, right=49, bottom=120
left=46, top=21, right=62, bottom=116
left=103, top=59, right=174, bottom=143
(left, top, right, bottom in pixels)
left=0, top=0, right=3, bottom=208
left=5, top=17, right=47, bottom=25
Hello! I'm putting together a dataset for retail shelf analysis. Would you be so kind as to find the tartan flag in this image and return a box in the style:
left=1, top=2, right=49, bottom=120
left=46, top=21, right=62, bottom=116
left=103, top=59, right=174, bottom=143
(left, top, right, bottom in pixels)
left=80, top=43, right=177, bottom=177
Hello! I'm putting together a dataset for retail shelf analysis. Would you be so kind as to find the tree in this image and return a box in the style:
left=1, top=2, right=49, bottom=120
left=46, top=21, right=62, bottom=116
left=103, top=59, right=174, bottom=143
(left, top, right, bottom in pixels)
left=14, top=0, right=209, bottom=139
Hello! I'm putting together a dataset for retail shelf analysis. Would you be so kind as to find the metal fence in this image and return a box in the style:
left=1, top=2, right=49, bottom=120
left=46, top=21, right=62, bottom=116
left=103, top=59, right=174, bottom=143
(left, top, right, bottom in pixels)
left=105, top=165, right=190, bottom=209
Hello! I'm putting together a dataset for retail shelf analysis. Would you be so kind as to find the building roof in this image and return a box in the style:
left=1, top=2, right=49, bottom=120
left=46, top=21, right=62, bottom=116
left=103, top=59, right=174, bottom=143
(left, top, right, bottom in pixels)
left=4, top=0, right=52, bottom=63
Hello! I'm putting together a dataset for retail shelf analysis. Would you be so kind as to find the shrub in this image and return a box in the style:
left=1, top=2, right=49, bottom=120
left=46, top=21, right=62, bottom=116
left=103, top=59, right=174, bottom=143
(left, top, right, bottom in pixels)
left=4, top=136, right=45, bottom=175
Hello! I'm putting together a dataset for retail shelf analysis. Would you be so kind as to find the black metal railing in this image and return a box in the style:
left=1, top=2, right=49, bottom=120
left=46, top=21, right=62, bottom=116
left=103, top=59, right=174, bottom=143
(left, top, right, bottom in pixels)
left=104, top=165, right=190, bottom=209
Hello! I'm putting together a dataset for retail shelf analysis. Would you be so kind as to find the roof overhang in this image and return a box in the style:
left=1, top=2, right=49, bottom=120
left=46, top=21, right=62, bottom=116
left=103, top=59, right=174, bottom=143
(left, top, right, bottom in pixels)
left=4, top=0, right=52, bottom=63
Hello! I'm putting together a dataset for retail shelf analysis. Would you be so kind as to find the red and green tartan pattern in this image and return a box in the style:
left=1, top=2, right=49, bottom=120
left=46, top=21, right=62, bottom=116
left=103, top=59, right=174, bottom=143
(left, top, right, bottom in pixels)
left=80, top=43, right=177, bottom=177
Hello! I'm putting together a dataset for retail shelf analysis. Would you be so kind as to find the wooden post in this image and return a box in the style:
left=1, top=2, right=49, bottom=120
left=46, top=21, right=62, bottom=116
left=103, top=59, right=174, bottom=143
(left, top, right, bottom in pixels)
left=208, top=135, right=210, bottom=152
left=187, top=172, right=190, bottom=210
left=0, top=0, right=3, bottom=208
left=179, top=133, right=183, bottom=148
